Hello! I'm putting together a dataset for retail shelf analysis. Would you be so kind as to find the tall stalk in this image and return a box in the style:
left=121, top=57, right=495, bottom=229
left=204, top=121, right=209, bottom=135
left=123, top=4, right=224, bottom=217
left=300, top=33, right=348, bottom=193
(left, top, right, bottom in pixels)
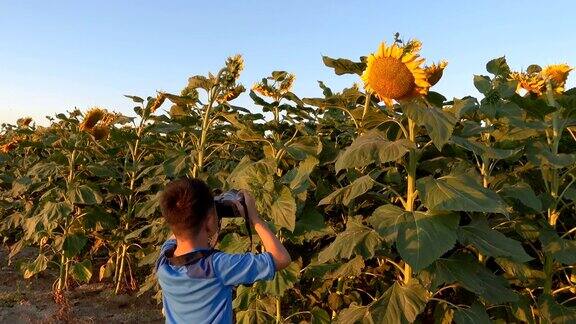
left=57, top=146, right=77, bottom=291
left=403, top=118, right=417, bottom=284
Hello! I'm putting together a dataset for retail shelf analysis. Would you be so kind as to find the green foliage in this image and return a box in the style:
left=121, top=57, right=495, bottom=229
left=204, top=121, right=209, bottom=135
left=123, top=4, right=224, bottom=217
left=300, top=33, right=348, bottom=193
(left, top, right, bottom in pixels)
left=1, top=50, right=575, bottom=323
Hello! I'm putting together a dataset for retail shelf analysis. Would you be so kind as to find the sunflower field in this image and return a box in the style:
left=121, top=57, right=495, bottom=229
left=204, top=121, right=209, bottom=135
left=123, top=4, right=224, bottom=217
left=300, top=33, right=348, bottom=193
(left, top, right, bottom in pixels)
left=1, top=36, right=576, bottom=323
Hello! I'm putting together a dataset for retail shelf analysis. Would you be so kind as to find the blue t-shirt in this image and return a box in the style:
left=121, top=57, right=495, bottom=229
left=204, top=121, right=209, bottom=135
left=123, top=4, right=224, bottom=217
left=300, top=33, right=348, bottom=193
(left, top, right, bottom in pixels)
left=156, top=239, right=276, bottom=324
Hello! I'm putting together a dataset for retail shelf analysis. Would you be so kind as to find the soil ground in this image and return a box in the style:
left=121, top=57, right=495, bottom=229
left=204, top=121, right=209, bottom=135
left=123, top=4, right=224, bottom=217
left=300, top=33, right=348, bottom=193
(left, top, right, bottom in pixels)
left=0, top=245, right=163, bottom=323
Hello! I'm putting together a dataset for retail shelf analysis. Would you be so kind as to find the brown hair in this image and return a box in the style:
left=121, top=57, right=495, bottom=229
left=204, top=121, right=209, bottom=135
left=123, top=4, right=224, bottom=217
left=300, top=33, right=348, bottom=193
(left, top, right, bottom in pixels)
left=159, top=178, right=214, bottom=236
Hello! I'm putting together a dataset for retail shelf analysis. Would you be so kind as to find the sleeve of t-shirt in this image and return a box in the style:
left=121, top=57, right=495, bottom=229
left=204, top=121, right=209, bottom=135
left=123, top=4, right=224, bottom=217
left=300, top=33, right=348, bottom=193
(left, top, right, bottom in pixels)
left=155, top=239, right=177, bottom=271
left=212, top=252, right=276, bottom=286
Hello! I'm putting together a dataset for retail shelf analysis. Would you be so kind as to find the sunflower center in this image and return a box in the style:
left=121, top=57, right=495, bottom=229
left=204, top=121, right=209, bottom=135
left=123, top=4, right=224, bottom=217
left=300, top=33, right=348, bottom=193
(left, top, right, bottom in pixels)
left=368, top=57, right=416, bottom=99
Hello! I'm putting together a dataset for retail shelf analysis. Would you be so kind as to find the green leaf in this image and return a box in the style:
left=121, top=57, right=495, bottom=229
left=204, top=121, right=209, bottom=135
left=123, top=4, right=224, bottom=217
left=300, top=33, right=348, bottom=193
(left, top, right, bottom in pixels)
left=526, top=143, right=576, bottom=169
left=458, top=219, right=532, bottom=263
left=369, top=205, right=459, bottom=271
left=402, top=101, right=457, bottom=149
left=187, top=75, right=213, bottom=91
left=326, top=256, right=365, bottom=279
left=538, top=295, right=576, bottom=324
left=163, top=150, right=193, bottom=178
left=540, top=229, right=576, bottom=264
left=282, top=156, right=318, bottom=195
left=447, top=97, right=478, bottom=119
left=134, top=193, right=161, bottom=219
left=318, top=216, right=381, bottom=263
left=286, top=136, right=322, bottom=160
left=70, top=259, right=92, bottom=283
left=27, top=162, right=60, bottom=178
left=311, top=307, right=331, bottom=324
left=500, top=182, right=542, bottom=211
left=41, top=201, right=73, bottom=221
left=124, top=95, right=144, bottom=103
left=451, top=136, right=521, bottom=160
left=322, top=56, right=366, bottom=76
left=318, top=175, right=374, bottom=206
left=336, top=282, right=428, bottom=324
left=218, top=233, right=251, bottom=253
left=63, top=233, right=88, bottom=258
left=454, top=302, right=491, bottom=324
left=268, top=185, right=296, bottom=231
left=258, top=261, right=300, bottom=296
left=417, top=173, right=508, bottom=214
left=486, top=56, right=510, bottom=76
left=473, top=75, right=492, bottom=94
left=291, top=204, right=333, bottom=243
left=335, top=130, right=413, bottom=171
left=67, top=184, right=103, bottom=205
left=23, top=253, right=49, bottom=279
left=430, top=255, right=518, bottom=303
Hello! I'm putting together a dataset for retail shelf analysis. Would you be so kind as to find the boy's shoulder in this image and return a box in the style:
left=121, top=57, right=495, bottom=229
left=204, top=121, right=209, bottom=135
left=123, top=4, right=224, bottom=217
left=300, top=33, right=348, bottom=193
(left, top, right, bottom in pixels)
left=157, top=240, right=276, bottom=286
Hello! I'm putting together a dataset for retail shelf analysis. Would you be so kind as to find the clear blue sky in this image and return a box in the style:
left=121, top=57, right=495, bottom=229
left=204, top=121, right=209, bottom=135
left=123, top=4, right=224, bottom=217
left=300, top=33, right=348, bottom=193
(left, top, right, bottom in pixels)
left=1, top=0, right=575, bottom=125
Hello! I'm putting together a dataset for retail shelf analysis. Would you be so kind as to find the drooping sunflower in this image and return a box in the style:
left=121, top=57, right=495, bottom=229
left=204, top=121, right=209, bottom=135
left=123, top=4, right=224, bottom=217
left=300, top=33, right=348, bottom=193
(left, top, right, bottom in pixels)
left=425, top=60, right=448, bottom=87
left=91, top=125, right=110, bottom=141
left=79, top=108, right=106, bottom=131
left=542, top=64, right=572, bottom=93
left=150, top=92, right=167, bottom=113
left=362, top=41, right=431, bottom=106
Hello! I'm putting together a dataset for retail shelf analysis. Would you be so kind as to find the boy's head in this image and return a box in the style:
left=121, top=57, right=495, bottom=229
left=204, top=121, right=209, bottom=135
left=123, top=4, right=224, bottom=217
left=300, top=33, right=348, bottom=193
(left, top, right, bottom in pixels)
left=159, top=178, right=218, bottom=239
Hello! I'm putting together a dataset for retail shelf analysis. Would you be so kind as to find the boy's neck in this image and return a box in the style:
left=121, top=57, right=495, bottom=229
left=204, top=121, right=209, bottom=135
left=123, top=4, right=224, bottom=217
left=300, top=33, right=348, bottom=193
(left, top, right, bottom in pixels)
left=174, top=233, right=211, bottom=257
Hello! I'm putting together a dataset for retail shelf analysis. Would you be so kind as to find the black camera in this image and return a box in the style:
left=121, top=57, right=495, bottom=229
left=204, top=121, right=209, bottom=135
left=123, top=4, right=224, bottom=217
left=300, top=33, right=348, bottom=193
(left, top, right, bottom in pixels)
left=214, top=189, right=247, bottom=219
left=213, top=189, right=253, bottom=250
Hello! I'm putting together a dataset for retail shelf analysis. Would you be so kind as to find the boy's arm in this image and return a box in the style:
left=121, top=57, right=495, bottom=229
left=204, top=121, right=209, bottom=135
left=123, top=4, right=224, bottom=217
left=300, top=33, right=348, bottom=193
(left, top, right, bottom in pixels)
left=242, top=191, right=292, bottom=270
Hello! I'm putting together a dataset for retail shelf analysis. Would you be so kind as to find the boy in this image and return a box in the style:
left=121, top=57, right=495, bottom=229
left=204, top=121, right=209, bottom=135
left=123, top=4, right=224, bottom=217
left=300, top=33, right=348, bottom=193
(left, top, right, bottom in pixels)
left=156, top=178, right=291, bottom=324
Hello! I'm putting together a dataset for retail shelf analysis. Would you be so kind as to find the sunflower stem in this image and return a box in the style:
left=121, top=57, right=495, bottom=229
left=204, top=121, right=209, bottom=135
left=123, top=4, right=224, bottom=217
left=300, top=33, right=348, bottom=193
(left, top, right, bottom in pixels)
left=403, top=117, right=418, bottom=284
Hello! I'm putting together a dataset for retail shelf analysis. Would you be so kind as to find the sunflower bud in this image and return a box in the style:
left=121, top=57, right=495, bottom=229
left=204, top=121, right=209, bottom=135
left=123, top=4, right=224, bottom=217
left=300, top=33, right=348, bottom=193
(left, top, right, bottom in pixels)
left=150, top=92, right=167, bottom=113
left=225, top=54, right=244, bottom=80
left=80, top=108, right=106, bottom=131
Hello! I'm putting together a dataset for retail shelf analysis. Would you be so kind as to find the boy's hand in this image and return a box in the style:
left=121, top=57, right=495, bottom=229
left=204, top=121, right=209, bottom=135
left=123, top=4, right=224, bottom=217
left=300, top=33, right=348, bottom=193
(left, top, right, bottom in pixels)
left=239, top=190, right=291, bottom=270
left=240, top=190, right=261, bottom=225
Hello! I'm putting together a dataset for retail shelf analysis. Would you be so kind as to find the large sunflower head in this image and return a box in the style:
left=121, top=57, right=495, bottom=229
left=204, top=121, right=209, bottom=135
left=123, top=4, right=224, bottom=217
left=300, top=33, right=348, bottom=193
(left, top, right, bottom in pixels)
left=509, top=71, right=545, bottom=95
left=91, top=125, right=110, bottom=141
left=542, top=64, right=572, bottom=93
left=361, top=41, right=432, bottom=106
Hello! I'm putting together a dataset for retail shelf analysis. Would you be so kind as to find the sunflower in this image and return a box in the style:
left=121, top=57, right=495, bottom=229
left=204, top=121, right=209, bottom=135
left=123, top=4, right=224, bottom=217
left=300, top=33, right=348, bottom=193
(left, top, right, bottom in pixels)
left=150, top=92, right=167, bottom=113
left=252, top=82, right=278, bottom=99
left=542, top=64, right=572, bottom=93
left=91, top=125, right=110, bottom=141
left=361, top=41, right=431, bottom=106
left=425, top=60, right=448, bottom=86
left=1, top=140, right=19, bottom=153
left=509, top=72, right=545, bottom=95
left=79, top=108, right=106, bottom=131
left=279, top=74, right=296, bottom=94
left=17, top=117, right=33, bottom=127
